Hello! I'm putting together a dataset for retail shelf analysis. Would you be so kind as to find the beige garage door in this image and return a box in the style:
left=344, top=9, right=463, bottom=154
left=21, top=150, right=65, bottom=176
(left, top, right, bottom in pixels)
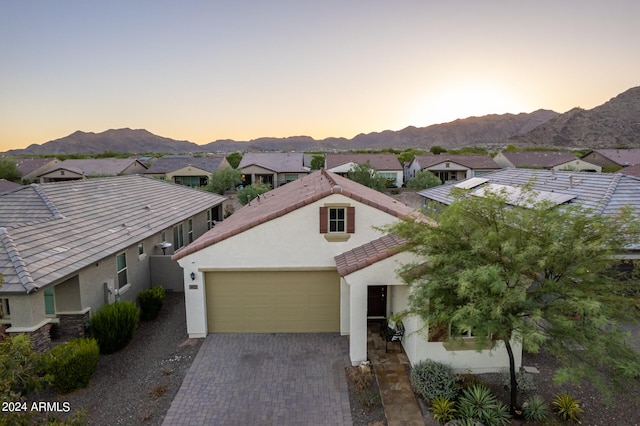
left=205, top=270, right=340, bottom=333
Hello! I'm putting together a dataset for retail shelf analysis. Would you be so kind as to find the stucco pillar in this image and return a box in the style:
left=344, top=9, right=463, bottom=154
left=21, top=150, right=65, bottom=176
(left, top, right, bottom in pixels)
left=179, top=260, right=207, bottom=338
left=349, top=282, right=368, bottom=365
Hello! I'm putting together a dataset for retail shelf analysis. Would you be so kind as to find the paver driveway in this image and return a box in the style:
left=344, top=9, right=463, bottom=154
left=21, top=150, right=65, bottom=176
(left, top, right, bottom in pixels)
left=162, top=333, right=353, bottom=425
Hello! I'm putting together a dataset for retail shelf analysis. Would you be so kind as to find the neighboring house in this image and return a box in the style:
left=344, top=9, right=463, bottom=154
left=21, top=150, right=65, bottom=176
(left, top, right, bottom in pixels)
left=144, top=155, right=231, bottom=187
left=618, top=163, right=640, bottom=178
left=325, top=153, right=404, bottom=187
left=172, top=169, right=522, bottom=373
left=405, top=155, right=501, bottom=184
left=14, top=157, right=60, bottom=183
left=0, top=175, right=225, bottom=351
left=493, top=151, right=601, bottom=172
left=0, top=179, right=22, bottom=193
left=418, top=169, right=640, bottom=224
left=581, top=149, right=640, bottom=170
left=238, top=152, right=309, bottom=188
left=37, top=159, right=148, bottom=182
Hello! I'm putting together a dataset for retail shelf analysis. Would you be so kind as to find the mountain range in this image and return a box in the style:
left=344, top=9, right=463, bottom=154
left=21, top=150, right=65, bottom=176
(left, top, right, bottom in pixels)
left=6, top=86, right=640, bottom=156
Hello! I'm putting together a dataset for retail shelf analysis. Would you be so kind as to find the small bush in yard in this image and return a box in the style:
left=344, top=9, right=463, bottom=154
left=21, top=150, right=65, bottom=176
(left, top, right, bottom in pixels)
left=457, top=384, right=511, bottom=426
left=137, top=286, right=166, bottom=320
left=410, top=359, right=460, bottom=401
left=523, top=395, right=548, bottom=422
left=47, top=338, right=99, bottom=394
left=90, top=301, right=139, bottom=354
left=500, top=368, right=536, bottom=394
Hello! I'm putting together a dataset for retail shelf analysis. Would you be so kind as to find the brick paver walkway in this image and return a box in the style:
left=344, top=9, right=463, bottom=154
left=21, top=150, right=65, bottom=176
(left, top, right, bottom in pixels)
left=162, top=333, right=353, bottom=425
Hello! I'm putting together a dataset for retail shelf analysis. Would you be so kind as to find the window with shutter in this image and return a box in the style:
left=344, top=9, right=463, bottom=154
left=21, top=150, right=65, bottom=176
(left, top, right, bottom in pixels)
left=320, top=205, right=354, bottom=240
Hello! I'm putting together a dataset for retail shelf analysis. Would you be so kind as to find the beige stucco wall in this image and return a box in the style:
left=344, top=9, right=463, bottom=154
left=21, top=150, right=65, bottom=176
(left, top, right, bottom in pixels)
left=178, top=193, right=411, bottom=338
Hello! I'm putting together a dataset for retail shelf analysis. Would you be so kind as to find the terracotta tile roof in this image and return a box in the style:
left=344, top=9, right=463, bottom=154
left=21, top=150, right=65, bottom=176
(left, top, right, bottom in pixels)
left=0, top=175, right=225, bottom=294
left=172, top=169, right=416, bottom=261
left=618, top=164, right=640, bottom=177
left=325, top=153, right=402, bottom=171
left=145, top=156, right=226, bottom=174
left=238, top=152, right=308, bottom=173
left=498, top=151, right=578, bottom=168
left=334, top=234, right=407, bottom=277
left=588, top=149, right=640, bottom=166
left=413, top=154, right=500, bottom=170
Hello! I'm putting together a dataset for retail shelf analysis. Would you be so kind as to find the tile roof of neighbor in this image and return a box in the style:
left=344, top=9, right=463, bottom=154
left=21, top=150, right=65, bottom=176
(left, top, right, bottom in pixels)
left=334, top=234, right=407, bottom=277
left=43, top=159, right=147, bottom=176
left=145, top=156, right=226, bottom=174
left=325, top=153, right=403, bottom=171
left=173, top=169, right=418, bottom=261
left=238, top=152, right=308, bottom=173
left=618, top=164, right=640, bottom=177
left=0, top=175, right=226, bottom=294
left=14, top=157, right=58, bottom=175
left=418, top=168, right=640, bottom=217
left=588, top=149, right=640, bottom=166
left=0, top=179, right=22, bottom=193
left=498, top=151, right=579, bottom=168
left=413, top=154, right=500, bottom=169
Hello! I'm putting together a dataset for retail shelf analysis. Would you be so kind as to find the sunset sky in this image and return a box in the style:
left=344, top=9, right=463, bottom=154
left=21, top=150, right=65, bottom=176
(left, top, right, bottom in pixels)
left=1, top=1, right=639, bottom=152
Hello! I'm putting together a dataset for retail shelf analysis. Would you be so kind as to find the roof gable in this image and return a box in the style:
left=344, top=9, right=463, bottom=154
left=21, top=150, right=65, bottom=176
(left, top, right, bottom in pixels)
left=325, top=153, right=402, bottom=171
left=413, top=155, right=500, bottom=170
left=590, top=149, right=640, bottom=166
left=238, top=152, right=307, bottom=173
left=145, top=156, right=226, bottom=174
left=42, top=159, right=147, bottom=177
left=173, top=169, right=415, bottom=261
left=498, top=151, right=578, bottom=168
left=334, top=234, right=406, bottom=276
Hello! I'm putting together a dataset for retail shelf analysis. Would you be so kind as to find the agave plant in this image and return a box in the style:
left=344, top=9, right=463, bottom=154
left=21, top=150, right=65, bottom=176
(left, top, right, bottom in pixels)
left=552, top=393, right=583, bottom=422
left=523, top=395, right=548, bottom=422
left=431, top=396, right=457, bottom=423
left=457, top=384, right=511, bottom=426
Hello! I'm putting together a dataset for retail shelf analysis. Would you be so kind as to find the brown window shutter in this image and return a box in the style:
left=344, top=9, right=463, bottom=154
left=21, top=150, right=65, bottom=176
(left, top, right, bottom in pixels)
left=347, top=207, right=355, bottom=233
left=319, top=207, right=328, bottom=233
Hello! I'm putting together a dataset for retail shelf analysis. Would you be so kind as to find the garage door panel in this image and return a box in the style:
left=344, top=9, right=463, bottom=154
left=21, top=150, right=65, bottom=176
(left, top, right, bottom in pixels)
left=205, top=271, right=339, bottom=333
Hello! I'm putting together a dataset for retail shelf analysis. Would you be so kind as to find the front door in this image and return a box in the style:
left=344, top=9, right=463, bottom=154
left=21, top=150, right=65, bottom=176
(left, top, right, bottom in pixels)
left=367, top=285, right=387, bottom=318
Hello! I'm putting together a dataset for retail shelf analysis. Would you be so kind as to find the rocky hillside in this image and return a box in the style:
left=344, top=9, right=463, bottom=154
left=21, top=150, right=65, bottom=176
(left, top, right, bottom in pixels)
left=5, top=86, right=640, bottom=155
left=508, top=86, right=640, bottom=148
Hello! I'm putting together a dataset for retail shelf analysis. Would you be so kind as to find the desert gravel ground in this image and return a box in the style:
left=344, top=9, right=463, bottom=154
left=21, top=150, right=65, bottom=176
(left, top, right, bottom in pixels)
left=41, top=292, right=202, bottom=425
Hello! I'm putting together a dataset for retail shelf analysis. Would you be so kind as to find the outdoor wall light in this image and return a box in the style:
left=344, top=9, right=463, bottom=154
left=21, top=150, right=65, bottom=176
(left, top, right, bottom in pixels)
left=190, top=272, right=196, bottom=281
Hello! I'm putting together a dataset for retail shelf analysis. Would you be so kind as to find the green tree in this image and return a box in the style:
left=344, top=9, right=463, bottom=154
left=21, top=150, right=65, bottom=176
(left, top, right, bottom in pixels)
left=430, top=145, right=447, bottom=155
left=406, top=170, right=442, bottom=190
left=237, top=182, right=271, bottom=205
left=347, top=161, right=387, bottom=192
left=396, top=149, right=425, bottom=165
left=206, top=167, right=243, bottom=195
left=310, top=154, right=325, bottom=170
left=386, top=184, right=640, bottom=414
left=0, top=158, right=21, bottom=181
left=225, top=152, right=243, bottom=169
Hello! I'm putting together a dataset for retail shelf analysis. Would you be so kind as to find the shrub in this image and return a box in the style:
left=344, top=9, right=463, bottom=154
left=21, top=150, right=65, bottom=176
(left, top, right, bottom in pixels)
left=137, top=286, right=166, bottom=321
left=47, top=338, right=99, bottom=394
left=552, top=393, right=583, bottom=423
left=430, top=396, right=456, bottom=423
left=500, top=369, right=536, bottom=394
left=89, top=301, right=139, bottom=354
left=410, top=360, right=460, bottom=401
left=237, top=183, right=271, bottom=205
left=346, top=365, right=373, bottom=391
left=523, top=395, right=548, bottom=422
left=457, top=384, right=511, bottom=426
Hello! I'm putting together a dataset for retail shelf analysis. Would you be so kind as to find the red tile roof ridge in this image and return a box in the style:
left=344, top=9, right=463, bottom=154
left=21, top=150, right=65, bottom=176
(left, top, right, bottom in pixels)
left=172, top=170, right=418, bottom=261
